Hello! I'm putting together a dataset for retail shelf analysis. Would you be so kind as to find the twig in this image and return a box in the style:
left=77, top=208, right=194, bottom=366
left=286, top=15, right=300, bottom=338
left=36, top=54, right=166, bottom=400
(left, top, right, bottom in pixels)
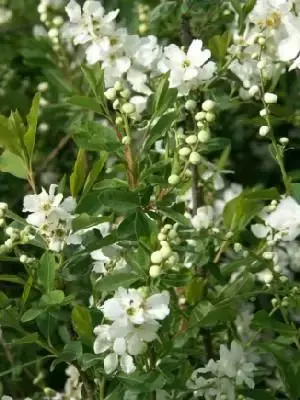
left=39, top=133, right=72, bottom=172
left=0, top=328, right=14, bottom=365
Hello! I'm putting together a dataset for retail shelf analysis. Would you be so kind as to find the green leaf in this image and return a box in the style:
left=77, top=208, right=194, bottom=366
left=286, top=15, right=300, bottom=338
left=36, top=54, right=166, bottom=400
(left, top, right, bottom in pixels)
left=153, top=75, right=177, bottom=117
left=72, top=305, right=93, bottom=345
left=190, top=301, right=237, bottom=327
left=81, top=64, right=105, bottom=106
left=72, top=214, right=111, bottom=232
left=44, top=69, right=74, bottom=94
left=73, top=120, right=121, bottom=152
left=245, top=187, right=280, bottom=201
left=0, top=274, right=26, bottom=285
left=202, top=137, right=231, bottom=154
left=61, top=341, right=83, bottom=362
left=208, top=31, right=232, bottom=61
left=291, top=183, right=300, bottom=204
left=0, top=150, right=27, bottom=179
left=158, top=206, right=190, bottom=226
left=77, top=188, right=140, bottom=214
left=41, top=290, right=65, bottom=305
left=82, top=152, right=108, bottom=196
left=161, top=270, right=192, bottom=287
left=12, top=333, right=39, bottom=345
left=119, top=371, right=166, bottom=392
left=240, top=389, right=275, bottom=400
left=37, top=252, right=57, bottom=292
left=22, top=275, right=33, bottom=307
left=0, top=115, right=22, bottom=157
left=70, top=149, right=86, bottom=197
left=150, top=1, right=177, bottom=23
left=231, top=0, right=243, bottom=15
left=67, top=95, right=104, bottom=115
left=243, top=0, right=257, bottom=16
left=135, top=211, right=153, bottom=239
left=251, top=310, right=298, bottom=335
left=81, top=354, right=101, bottom=371
left=146, top=111, right=177, bottom=149
left=24, top=92, right=41, bottom=160
left=96, top=272, right=140, bottom=293
left=218, top=273, right=254, bottom=301
left=21, top=308, right=43, bottom=322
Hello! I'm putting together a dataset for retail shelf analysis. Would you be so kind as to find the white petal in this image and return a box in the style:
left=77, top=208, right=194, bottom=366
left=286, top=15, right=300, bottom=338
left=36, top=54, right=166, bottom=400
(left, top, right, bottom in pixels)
left=93, top=336, right=111, bottom=354
left=251, top=223, right=269, bottom=238
left=113, top=337, right=127, bottom=355
left=278, top=36, right=300, bottom=62
left=65, top=0, right=81, bottom=22
left=164, top=44, right=185, bottom=64
left=145, top=291, right=170, bottom=320
left=120, top=354, right=136, bottom=374
left=104, top=353, right=118, bottom=374
left=101, top=298, right=125, bottom=321
left=26, top=212, right=46, bottom=227
left=187, top=39, right=209, bottom=67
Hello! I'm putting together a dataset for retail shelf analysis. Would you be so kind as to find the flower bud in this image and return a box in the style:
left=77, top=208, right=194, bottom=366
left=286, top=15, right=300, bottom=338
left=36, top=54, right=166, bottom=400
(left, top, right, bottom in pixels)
left=168, top=174, right=180, bottom=185
left=122, top=136, right=130, bottom=145
left=258, top=36, right=266, bottom=45
left=189, top=151, right=201, bottom=165
left=104, top=88, right=117, bottom=101
left=257, top=59, right=266, bottom=69
left=205, top=112, right=215, bottom=122
left=149, top=265, right=161, bottom=278
left=114, top=81, right=123, bottom=91
left=115, top=116, right=123, bottom=125
left=198, top=130, right=210, bottom=143
left=185, top=99, right=197, bottom=111
left=150, top=251, right=163, bottom=264
left=259, top=125, right=270, bottom=136
left=5, top=227, right=14, bottom=237
left=120, top=89, right=130, bottom=99
left=168, top=229, right=177, bottom=239
left=53, top=16, right=64, bottom=26
left=179, top=147, right=191, bottom=157
left=37, top=82, right=48, bottom=92
left=248, top=85, right=259, bottom=97
left=279, top=137, right=289, bottom=145
left=0, top=202, right=8, bottom=211
left=20, top=255, right=28, bottom=264
left=157, top=233, right=167, bottom=241
left=185, top=135, right=197, bottom=145
left=271, top=298, right=278, bottom=307
left=263, top=251, right=274, bottom=260
left=264, top=92, right=277, bottom=104
left=122, top=103, right=135, bottom=114
left=48, top=28, right=59, bottom=38
left=259, top=108, right=267, bottom=117
left=113, top=99, right=120, bottom=109
left=160, top=244, right=172, bottom=259
left=197, top=121, right=205, bottom=129
left=139, top=23, right=148, bottom=34
left=233, top=242, right=242, bottom=252
left=195, top=111, right=206, bottom=121
left=202, top=99, right=215, bottom=112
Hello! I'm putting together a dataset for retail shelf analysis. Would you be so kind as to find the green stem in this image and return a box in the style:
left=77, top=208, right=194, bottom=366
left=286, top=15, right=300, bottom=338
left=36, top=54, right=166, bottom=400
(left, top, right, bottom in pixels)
left=99, top=377, right=105, bottom=400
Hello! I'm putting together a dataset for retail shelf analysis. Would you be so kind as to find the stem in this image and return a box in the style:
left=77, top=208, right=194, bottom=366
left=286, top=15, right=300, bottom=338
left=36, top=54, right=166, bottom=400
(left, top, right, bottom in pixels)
left=122, top=114, right=137, bottom=189
left=99, top=377, right=105, bottom=400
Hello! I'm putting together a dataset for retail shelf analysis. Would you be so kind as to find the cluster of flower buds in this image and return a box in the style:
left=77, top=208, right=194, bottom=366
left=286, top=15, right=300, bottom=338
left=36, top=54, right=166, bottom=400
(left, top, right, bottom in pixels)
left=0, top=202, right=8, bottom=227
left=137, top=3, right=150, bottom=35
left=0, top=225, right=35, bottom=255
left=149, top=223, right=180, bottom=277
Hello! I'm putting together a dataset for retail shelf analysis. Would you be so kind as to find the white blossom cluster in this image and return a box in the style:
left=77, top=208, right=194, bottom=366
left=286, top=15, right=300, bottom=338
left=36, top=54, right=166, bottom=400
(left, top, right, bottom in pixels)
left=93, top=287, right=170, bottom=374
left=23, top=184, right=79, bottom=252
left=64, top=0, right=216, bottom=109
left=229, top=0, right=300, bottom=94
left=187, top=341, right=255, bottom=399
left=91, top=244, right=127, bottom=276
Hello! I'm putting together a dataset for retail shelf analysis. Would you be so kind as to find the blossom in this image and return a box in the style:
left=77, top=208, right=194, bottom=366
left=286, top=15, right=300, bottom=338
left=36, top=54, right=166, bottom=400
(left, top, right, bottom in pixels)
left=191, top=206, right=214, bottom=230
left=91, top=245, right=126, bottom=275
left=0, top=7, right=12, bottom=25
left=157, top=40, right=215, bottom=95
left=65, top=0, right=119, bottom=45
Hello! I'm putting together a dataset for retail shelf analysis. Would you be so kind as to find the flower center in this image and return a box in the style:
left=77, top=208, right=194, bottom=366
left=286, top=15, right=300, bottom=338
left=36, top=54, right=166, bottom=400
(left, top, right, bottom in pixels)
left=127, top=307, right=136, bottom=316
left=182, top=59, right=191, bottom=68
left=42, top=202, right=51, bottom=212
left=265, top=11, right=281, bottom=28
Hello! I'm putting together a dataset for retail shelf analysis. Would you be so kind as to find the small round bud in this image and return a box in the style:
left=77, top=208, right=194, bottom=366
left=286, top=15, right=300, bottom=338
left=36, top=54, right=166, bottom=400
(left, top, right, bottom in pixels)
left=53, top=16, right=64, bottom=26
left=185, top=135, right=197, bottom=145
left=195, top=111, right=206, bottom=121
left=281, top=298, right=289, bottom=307
left=185, top=99, right=197, bottom=111
left=198, top=129, right=210, bottom=143
left=104, top=88, right=117, bottom=101
left=179, top=147, right=191, bottom=157
left=259, top=108, right=267, bottom=117
left=233, top=242, right=242, bottom=252
left=168, top=229, right=177, bottom=239
left=139, top=23, right=148, bottom=34
left=160, top=244, right=172, bottom=259
left=271, top=298, right=278, bottom=307
left=150, top=251, right=163, bottom=264
left=264, top=92, right=277, bottom=104
left=20, top=255, right=28, bottom=264
left=122, top=136, right=130, bottom=145
left=274, top=265, right=281, bottom=273
left=5, top=227, right=14, bottom=237
left=263, top=251, right=274, bottom=260
left=248, top=85, right=259, bottom=97
left=258, top=36, right=266, bottom=45
left=189, top=151, right=201, bottom=165
left=122, top=103, right=135, bottom=114
left=225, top=231, right=234, bottom=240
left=149, top=265, right=161, bottom=278
left=157, top=233, right=167, bottom=242
left=205, top=112, right=215, bottom=123
left=39, top=97, right=48, bottom=107
left=0, top=202, right=8, bottom=211
left=202, top=100, right=215, bottom=112
left=37, top=3, right=47, bottom=13
left=168, top=174, right=180, bottom=185
left=0, top=218, right=5, bottom=227
left=37, top=82, right=48, bottom=92
left=279, top=275, right=288, bottom=283
left=259, top=125, right=270, bottom=136
left=48, top=28, right=59, bottom=39
left=4, top=239, right=13, bottom=248
left=115, top=116, right=123, bottom=125
left=114, top=81, right=123, bottom=91
left=257, top=59, right=266, bottom=70
left=38, top=123, right=49, bottom=133
left=279, top=137, right=289, bottom=145
left=197, top=121, right=205, bottom=129
left=120, top=89, right=130, bottom=99
left=162, top=224, right=172, bottom=233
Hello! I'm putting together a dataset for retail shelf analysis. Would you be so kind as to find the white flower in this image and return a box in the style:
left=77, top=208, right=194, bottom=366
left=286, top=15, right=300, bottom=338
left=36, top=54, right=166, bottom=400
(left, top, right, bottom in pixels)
left=65, top=0, right=119, bottom=45
left=91, top=245, right=126, bottom=274
left=191, top=206, right=214, bottom=230
left=158, top=40, right=214, bottom=95
left=0, top=8, right=12, bottom=25
left=130, top=95, right=148, bottom=114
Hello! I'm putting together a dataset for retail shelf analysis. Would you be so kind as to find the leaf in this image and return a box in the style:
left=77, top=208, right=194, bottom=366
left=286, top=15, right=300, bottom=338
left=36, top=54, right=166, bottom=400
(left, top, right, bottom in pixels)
left=208, top=31, right=232, bottom=61
left=243, top=0, right=257, bottom=16
left=251, top=310, right=298, bottom=336
left=158, top=206, right=191, bottom=226
left=0, top=274, right=26, bottom=285
left=82, top=153, right=108, bottom=196
left=81, top=64, right=105, bottom=106
left=119, top=371, right=166, bottom=392
left=95, top=272, right=140, bottom=293
left=150, top=1, right=177, bottom=22
left=218, top=273, right=255, bottom=301
left=161, top=270, right=192, bottom=287
left=44, top=69, right=74, bottom=94
left=37, top=252, right=57, bottom=292
left=73, top=120, right=121, bottom=152
left=152, top=75, right=177, bottom=117
left=291, top=183, right=300, bottom=204
left=67, top=95, right=104, bottom=115
left=70, top=149, right=86, bottom=197
left=77, top=189, right=140, bottom=214
left=22, top=275, right=33, bottom=307
left=72, top=305, right=93, bottom=345
left=41, top=290, right=65, bottom=305
left=146, top=111, right=177, bottom=149
left=135, top=211, right=153, bottom=239
left=21, top=308, right=43, bottom=322
left=72, top=214, right=111, bottom=232
left=60, top=341, right=83, bottom=362
left=24, top=92, right=41, bottom=159
left=0, top=150, right=27, bottom=179
left=190, top=301, right=237, bottom=327
left=81, top=354, right=101, bottom=371
left=245, top=187, right=280, bottom=201
left=231, top=0, right=243, bottom=15
left=0, top=115, right=22, bottom=157
left=240, top=389, right=275, bottom=400
left=202, top=137, right=231, bottom=154
left=12, top=333, right=39, bottom=345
